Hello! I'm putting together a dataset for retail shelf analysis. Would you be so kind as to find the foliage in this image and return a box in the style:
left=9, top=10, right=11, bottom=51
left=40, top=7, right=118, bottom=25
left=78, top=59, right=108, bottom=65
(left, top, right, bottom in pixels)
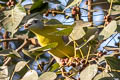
left=0, top=0, right=120, bottom=80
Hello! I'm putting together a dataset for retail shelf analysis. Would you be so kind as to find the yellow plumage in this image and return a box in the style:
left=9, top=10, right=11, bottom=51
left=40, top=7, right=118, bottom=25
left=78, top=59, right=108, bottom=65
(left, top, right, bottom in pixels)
left=24, top=18, right=93, bottom=59
left=30, top=26, right=74, bottom=58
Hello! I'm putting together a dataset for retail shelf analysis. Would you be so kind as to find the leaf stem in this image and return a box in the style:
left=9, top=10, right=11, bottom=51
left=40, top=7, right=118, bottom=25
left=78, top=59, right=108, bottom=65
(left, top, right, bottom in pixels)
left=85, top=46, right=91, bottom=64
left=108, top=0, right=113, bottom=16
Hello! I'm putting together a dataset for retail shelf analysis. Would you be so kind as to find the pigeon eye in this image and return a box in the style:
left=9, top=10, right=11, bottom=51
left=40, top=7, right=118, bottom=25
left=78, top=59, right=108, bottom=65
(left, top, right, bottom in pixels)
left=34, top=20, right=38, bottom=23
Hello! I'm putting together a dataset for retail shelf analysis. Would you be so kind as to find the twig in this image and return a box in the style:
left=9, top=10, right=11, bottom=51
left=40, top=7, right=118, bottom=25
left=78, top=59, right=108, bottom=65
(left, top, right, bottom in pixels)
left=85, top=46, right=91, bottom=64
left=35, top=55, right=43, bottom=72
left=0, top=38, right=24, bottom=43
left=91, top=2, right=108, bottom=6
left=88, top=0, right=93, bottom=22
left=104, top=46, right=120, bottom=51
left=43, top=58, right=55, bottom=72
left=108, top=0, right=113, bottom=16
left=103, top=33, right=118, bottom=51
left=2, top=31, right=9, bottom=66
left=3, top=31, right=9, bottom=49
left=3, top=57, right=11, bottom=66
left=10, top=70, right=15, bottom=80
left=15, top=39, right=28, bottom=52
left=3, top=39, right=29, bottom=66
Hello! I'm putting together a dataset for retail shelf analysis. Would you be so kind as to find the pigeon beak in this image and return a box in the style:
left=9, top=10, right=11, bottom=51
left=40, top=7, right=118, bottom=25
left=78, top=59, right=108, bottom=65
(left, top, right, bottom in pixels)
left=24, top=23, right=32, bottom=29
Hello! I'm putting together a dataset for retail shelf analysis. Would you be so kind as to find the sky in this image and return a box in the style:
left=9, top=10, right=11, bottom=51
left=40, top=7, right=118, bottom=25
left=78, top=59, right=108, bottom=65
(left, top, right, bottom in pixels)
left=21, top=0, right=32, bottom=5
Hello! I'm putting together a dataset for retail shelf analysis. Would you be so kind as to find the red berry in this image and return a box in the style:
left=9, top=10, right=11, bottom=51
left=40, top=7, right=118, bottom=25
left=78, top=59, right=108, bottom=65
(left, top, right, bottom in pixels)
left=76, top=7, right=80, bottom=12
left=72, top=7, right=77, bottom=11
left=91, top=57, right=97, bottom=61
left=72, top=10, right=76, bottom=15
left=6, top=2, right=11, bottom=6
left=52, top=13, right=56, bottom=16
left=11, top=1, right=14, bottom=6
left=97, top=51, right=103, bottom=57
left=48, top=10, right=52, bottom=13
left=71, top=63, right=76, bottom=67
left=80, top=59, right=86, bottom=64
left=45, top=13, right=48, bottom=16
left=65, top=58, right=69, bottom=63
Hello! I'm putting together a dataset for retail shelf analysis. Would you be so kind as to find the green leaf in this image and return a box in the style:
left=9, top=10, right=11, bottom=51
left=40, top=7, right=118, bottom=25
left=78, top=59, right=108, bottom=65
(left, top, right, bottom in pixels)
left=0, top=0, right=9, bottom=2
left=2, top=4, right=26, bottom=36
left=83, top=27, right=98, bottom=39
left=111, top=5, right=120, bottom=33
left=49, top=63, right=60, bottom=72
left=22, top=49, right=33, bottom=58
left=107, top=0, right=120, bottom=4
left=76, top=34, right=96, bottom=50
left=69, top=25, right=85, bottom=41
left=93, top=71, right=113, bottom=80
left=80, top=64, right=98, bottom=80
left=105, top=56, right=120, bottom=70
left=45, top=24, right=75, bottom=28
left=0, top=66, right=9, bottom=80
left=30, top=51, right=44, bottom=57
left=98, top=52, right=120, bottom=63
left=29, top=42, right=58, bottom=52
left=21, top=70, right=38, bottom=80
left=14, top=61, right=29, bottom=72
left=0, top=49, right=21, bottom=58
left=45, top=19, right=62, bottom=25
left=0, top=8, right=5, bottom=20
left=66, top=0, right=74, bottom=6
left=30, top=0, right=48, bottom=13
left=98, top=20, right=117, bottom=41
left=0, top=49, right=12, bottom=56
left=44, top=0, right=61, bottom=4
left=111, top=5, right=120, bottom=15
left=10, top=50, right=21, bottom=58
left=17, top=66, right=28, bottom=77
left=8, top=65, right=15, bottom=77
left=68, top=21, right=92, bottom=43
left=44, top=19, right=76, bottom=28
left=38, top=72, right=57, bottom=80
left=49, top=28, right=73, bottom=36
left=99, top=77, right=117, bottom=80
left=30, top=0, right=43, bottom=11
left=22, top=49, right=43, bottom=58
left=105, top=56, right=120, bottom=78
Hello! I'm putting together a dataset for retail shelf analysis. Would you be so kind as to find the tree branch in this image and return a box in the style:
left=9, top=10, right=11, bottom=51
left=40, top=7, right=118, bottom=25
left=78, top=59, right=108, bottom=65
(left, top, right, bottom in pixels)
left=0, top=38, right=24, bottom=43
left=15, top=39, right=29, bottom=52
left=88, top=0, right=93, bottom=22
left=3, top=31, right=9, bottom=49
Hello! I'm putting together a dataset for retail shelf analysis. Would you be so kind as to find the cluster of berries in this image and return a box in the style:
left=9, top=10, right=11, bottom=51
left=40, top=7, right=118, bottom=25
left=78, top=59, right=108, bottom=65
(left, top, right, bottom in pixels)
left=6, top=0, right=15, bottom=8
left=45, top=6, right=81, bottom=20
left=97, top=51, right=107, bottom=58
left=60, top=57, right=89, bottom=73
left=60, top=57, right=81, bottom=67
left=71, top=6, right=80, bottom=19
left=60, top=51, right=107, bottom=69
left=45, top=9, right=62, bottom=17
left=89, top=51, right=107, bottom=64
left=104, top=15, right=112, bottom=25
